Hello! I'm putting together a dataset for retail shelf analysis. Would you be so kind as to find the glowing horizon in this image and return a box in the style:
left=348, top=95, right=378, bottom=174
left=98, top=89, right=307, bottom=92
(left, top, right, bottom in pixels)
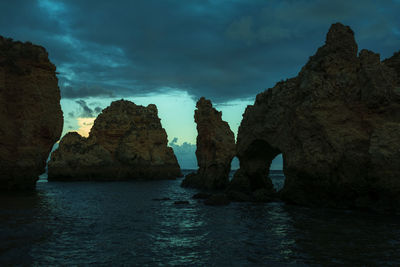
left=76, top=117, right=96, bottom=137
left=60, top=91, right=253, bottom=146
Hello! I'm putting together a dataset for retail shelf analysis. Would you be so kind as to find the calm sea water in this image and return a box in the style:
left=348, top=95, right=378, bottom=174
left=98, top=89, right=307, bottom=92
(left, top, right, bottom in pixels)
left=1, top=170, right=400, bottom=266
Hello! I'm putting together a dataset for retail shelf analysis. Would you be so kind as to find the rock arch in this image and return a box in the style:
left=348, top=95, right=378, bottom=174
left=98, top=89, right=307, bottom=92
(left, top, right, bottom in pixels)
left=228, top=23, right=400, bottom=210
left=230, top=139, right=280, bottom=192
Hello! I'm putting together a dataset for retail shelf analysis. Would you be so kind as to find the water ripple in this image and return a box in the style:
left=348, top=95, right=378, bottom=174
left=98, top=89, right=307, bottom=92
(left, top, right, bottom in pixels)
left=0, top=174, right=400, bottom=265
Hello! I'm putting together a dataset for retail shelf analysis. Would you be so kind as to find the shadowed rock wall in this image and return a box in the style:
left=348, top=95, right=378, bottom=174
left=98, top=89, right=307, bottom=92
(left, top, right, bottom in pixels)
left=0, top=36, right=63, bottom=190
left=182, top=97, right=235, bottom=190
left=229, top=23, right=400, bottom=211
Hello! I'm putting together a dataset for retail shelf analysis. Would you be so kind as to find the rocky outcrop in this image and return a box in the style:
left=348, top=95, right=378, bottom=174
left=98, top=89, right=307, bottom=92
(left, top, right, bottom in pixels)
left=181, top=97, right=235, bottom=190
left=229, top=23, right=400, bottom=211
left=48, top=100, right=181, bottom=180
left=0, top=36, right=63, bottom=190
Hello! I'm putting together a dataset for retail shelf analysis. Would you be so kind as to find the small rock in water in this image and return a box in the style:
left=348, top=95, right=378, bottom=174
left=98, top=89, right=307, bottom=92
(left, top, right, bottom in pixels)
left=253, top=189, right=275, bottom=202
left=204, top=194, right=231, bottom=206
left=174, top=201, right=190, bottom=205
left=192, top=192, right=212, bottom=199
left=152, top=197, right=171, bottom=201
left=226, top=191, right=252, bottom=202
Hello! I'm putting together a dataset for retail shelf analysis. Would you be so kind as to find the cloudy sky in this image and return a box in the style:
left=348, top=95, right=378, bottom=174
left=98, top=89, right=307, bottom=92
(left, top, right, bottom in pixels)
left=1, top=0, right=399, bottom=169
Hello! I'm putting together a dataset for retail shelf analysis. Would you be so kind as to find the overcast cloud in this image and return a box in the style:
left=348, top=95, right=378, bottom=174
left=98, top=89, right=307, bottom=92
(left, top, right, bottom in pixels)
left=0, top=0, right=399, bottom=102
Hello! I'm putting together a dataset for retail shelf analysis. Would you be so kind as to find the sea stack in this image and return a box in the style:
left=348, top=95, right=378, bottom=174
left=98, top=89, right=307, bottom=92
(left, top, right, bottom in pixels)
left=48, top=100, right=181, bottom=180
left=182, top=97, right=235, bottom=190
left=0, top=36, right=63, bottom=191
left=229, top=23, right=400, bottom=211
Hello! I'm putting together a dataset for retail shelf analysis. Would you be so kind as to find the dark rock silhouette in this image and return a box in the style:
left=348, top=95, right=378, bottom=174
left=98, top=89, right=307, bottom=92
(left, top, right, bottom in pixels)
left=48, top=100, right=181, bottom=180
left=192, top=192, right=212, bottom=199
left=152, top=197, right=171, bottom=201
left=174, top=200, right=189, bottom=205
left=0, top=36, right=63, bottom=190
left=181, top=97, right=235, bottom=190
left=229, top=23, right=400, bottom=211
left=204, top=194, right=231, bottom=206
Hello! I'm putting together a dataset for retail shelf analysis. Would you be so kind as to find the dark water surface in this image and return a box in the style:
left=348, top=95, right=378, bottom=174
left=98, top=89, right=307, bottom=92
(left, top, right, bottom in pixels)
left=1, top=171, right=400, bottom=266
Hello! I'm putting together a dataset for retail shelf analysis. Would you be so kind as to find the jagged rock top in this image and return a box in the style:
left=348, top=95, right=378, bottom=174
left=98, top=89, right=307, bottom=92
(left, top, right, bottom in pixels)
left=0, top=36, right=56, bottom=72
left=231, top=23, right=400, bottom=210
left=324, top=23, right=358, bottom=56
left=88, top=100, right=165, bottom=155
left=195, top=97, right=235, bottom=166
left=181, top=97, right=235, bottom=190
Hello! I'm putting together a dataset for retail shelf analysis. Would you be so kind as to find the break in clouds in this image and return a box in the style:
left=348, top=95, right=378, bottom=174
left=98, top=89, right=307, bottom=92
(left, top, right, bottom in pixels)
left=74, top=99, right=103, bottom=118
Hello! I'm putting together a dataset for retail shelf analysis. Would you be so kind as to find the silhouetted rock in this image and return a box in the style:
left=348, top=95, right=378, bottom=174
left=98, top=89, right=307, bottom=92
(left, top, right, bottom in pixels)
left=0, top=36, right=63, bottom=190
left=192, top=192, right=212, bottom=199
left=181, top=97, right=235, bottom=190
left=48, top=100, right=181, bottom=180
left=226, top=191, right=252, bottom=202
left=174, top=200, right=189, bottom=205
left=229, top=23, right=400, bottom=211
left=152, top=197, right=171, bottom=201
left=204, top=194, right=230, bottom=206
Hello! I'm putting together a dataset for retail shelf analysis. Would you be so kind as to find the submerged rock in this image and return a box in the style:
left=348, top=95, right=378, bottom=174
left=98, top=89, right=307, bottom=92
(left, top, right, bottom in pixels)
left=48, top=100, right=181, bottom=180
left=152, top=197, right=171, bottom=201
left=174, top=200, right=189, bottom=205
left=192, top=192, right=212, bottom=199
left=204, top=194, right=231, bottom=206
left=0, top=36, right=63, bottom=190
left=229, top=23, right=400, bottom=211
left=181, top=97, right=236, bottom=190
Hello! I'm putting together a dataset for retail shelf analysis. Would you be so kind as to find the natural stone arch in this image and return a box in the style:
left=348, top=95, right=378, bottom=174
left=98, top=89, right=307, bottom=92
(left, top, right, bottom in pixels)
left=228, top=23, right=400, bottom=210
left=269, top=153, right=285, bottom=191
left=228, top=139, right=283, bottom=201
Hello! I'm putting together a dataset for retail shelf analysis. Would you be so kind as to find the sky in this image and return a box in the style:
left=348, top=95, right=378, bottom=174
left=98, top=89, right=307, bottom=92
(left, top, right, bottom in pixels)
left=1, top=0, right=399, bottom=169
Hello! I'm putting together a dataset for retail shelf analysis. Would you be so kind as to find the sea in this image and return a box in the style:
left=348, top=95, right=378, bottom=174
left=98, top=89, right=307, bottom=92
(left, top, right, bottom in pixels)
left=1, top=170, right=400, bottom=266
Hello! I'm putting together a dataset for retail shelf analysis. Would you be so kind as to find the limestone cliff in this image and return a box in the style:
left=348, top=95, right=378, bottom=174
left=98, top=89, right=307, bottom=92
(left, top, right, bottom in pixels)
left=182, top=97, right=235, bottom=190
left=0, top=36, right=63, bottom=190
left=229, top=23, right=400, bottom=211
left=48, top=100, right=181, bottom=180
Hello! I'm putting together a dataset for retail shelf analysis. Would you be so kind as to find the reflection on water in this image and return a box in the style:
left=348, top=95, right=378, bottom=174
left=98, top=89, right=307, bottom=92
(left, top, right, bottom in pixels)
left=1, top=171, right=400, bottom=265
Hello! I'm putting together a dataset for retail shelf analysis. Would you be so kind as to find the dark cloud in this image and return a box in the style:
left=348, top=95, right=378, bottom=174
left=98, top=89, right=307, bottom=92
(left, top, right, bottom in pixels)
left=68, top=112, right=74, bottom=117
left=0, top=0, right=398, bottom=102
left=75, top=100, right=93, bottom=117
left=74, top=99, right=103, bottom=117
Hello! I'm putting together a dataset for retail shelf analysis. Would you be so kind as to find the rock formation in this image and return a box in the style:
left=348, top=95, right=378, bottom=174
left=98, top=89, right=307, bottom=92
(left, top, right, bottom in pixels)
left=0, top=36, right=63, bottom=191
left=181, top=97, right=235, bottom=190
left=48, top=100, right=181, bottom=180
left=229, top=23, right=400, bottom=211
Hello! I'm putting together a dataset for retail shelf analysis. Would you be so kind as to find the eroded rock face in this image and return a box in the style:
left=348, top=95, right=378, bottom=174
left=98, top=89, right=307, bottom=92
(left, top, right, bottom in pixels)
left=229, top=23, right=400, bottom=211
left=181, top=97, right=235, bottom=190
left=48, top=100, right=181, bottom=180
left=0, top=36, right=63, bottom=190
